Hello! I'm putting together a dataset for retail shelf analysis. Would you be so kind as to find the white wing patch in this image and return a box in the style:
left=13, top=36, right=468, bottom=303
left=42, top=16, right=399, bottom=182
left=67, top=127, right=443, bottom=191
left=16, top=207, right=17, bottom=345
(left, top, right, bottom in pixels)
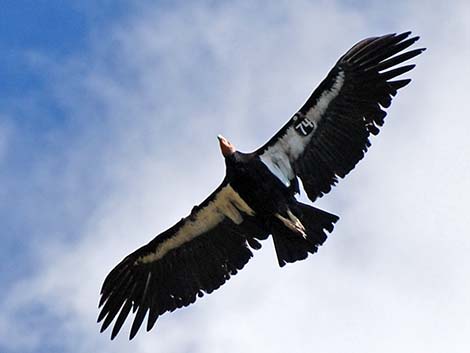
left=260, top=70, right=345, bottom=185
left=138, top=184, right=255, bottom=263
left=305, top=70, right=345, bottom=123
left=259, top=129, right=300, bottom=186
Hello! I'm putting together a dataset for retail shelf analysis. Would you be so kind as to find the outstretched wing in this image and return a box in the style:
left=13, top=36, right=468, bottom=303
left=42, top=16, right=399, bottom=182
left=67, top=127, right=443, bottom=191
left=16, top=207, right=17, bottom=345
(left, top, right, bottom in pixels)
left=97, top=181, right=267, bottom=340
left=257, top=31, right=425, bottom=201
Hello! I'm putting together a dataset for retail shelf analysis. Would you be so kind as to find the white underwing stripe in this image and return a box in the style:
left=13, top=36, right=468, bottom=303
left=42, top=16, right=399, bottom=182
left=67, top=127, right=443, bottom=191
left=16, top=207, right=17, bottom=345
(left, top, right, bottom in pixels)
left=260, top=70, right=345, bottom=185
left=260, top=127, right=303, bottom=186
left=305, top=70, right=345, bottom=123
left=138, top=184, right=255, bottom=264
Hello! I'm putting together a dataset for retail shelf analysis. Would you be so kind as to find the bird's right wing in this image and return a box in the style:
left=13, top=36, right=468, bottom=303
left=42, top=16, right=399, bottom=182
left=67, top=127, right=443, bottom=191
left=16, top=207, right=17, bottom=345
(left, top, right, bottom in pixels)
left=98, top=181, right=267, bottom=340
left=256, top=32, right=425, bottom=201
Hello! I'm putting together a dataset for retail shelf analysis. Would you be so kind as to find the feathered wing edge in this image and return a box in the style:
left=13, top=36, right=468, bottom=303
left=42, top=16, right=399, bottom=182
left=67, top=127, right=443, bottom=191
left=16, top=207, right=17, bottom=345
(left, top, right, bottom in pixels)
left=257, top=32, right=425, bottom=201
left=97, top=183, right=268, bottom=340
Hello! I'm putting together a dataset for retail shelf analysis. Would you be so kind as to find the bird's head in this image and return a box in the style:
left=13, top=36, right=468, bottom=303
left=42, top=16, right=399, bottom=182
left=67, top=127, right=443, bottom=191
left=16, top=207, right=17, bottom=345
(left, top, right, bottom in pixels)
left=217, top=134, right=236, bottom=157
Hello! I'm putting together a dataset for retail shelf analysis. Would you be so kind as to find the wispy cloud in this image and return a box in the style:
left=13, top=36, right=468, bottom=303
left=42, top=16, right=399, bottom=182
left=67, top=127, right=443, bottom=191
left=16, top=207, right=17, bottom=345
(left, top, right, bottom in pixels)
left=1, top=1, right=469, bottom=353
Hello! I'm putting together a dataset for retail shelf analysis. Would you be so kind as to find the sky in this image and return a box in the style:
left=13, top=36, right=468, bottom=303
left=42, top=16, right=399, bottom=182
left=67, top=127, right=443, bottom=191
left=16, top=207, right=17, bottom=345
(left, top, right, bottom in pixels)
left=1, top=0, right=469, bottom=352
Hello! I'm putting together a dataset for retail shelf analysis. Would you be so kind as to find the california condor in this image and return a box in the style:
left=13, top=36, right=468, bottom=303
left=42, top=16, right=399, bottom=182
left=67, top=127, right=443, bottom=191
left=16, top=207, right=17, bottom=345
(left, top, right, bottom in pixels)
left=98, top=32, right=424, bottom=340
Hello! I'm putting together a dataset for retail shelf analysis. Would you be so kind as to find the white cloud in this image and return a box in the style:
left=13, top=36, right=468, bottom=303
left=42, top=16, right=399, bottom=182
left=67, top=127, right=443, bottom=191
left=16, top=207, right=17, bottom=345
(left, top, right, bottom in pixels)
left=2, top=1, right=470, bottom=353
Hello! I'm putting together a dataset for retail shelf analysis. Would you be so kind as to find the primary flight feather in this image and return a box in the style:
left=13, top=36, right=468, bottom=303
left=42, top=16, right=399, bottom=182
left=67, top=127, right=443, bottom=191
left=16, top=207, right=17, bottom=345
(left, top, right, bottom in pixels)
left=98, top=31, right=424, bottom=340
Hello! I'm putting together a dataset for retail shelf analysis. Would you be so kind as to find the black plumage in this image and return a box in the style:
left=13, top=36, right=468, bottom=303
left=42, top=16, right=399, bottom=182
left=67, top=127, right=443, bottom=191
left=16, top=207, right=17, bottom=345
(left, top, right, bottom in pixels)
left=98, top=32, right=424, bottom=340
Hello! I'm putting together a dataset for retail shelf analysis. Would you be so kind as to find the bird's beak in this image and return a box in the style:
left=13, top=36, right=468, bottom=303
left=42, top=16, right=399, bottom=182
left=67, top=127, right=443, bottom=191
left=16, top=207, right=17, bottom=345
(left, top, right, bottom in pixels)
left=217, top=134, right=235, bottom=157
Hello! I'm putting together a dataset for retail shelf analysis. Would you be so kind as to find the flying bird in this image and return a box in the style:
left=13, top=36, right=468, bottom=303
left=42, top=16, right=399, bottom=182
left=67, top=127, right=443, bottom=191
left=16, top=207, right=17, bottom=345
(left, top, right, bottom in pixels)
left=98, top=31, right=424, bottom=340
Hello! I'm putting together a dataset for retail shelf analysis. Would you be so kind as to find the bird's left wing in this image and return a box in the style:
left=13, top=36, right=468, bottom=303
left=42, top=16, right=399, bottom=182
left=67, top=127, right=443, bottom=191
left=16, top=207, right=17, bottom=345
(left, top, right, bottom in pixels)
left=256, top=32, right=425, bottom=201
left=97, top=181, right=267, bottom=340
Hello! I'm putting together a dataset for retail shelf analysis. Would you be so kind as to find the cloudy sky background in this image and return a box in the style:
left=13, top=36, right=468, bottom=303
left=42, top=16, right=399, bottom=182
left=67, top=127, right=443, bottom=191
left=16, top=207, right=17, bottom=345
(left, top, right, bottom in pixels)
left=1, top=1, right=469, bottom=352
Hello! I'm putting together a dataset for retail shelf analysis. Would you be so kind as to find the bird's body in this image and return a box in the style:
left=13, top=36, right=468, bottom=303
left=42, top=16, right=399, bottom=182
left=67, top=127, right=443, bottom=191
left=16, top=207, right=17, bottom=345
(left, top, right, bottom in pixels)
left=98, top=32, right=425, bottom=340
left=225, top=151, right=292, bottom=217
left=223, top=151, right=338, bottom=261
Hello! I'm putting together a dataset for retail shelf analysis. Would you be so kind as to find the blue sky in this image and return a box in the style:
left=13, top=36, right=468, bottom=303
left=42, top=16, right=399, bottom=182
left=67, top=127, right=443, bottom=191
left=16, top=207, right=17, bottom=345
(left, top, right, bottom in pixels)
left=1, top=1, right=137, bottom=281
left=1, top=1, right=469, bottom=353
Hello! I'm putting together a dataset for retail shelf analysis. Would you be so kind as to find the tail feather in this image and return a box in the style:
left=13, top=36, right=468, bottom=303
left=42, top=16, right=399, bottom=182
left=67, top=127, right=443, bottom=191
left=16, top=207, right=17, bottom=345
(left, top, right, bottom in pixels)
left=271, top=202, right=339, bottom=267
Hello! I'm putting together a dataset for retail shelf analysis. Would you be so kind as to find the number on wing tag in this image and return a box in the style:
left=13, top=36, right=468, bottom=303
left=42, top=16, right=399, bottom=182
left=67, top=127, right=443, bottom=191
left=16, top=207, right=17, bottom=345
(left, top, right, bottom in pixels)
left=294, top=117, right=316, bottom=136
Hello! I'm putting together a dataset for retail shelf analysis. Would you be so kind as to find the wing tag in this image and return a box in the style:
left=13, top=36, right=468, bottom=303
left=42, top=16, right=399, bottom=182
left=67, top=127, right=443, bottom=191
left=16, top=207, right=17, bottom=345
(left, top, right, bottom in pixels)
left=294, top=117, right=316, bottom=136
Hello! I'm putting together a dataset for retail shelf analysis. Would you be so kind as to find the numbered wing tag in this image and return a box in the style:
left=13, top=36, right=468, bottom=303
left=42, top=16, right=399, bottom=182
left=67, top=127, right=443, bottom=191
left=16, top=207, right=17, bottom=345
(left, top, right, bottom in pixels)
left=294, top=117, right=316, bottom=136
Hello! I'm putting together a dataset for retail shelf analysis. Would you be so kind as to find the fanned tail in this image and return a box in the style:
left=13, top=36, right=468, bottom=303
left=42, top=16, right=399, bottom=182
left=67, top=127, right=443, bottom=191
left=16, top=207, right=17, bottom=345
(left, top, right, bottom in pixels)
left=271, top=202, right=339, bottom=267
